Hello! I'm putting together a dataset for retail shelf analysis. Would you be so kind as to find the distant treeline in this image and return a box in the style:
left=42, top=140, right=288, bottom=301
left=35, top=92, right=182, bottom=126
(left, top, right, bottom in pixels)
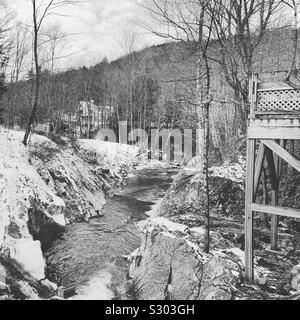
left=0, top=27, right=297, bottom=160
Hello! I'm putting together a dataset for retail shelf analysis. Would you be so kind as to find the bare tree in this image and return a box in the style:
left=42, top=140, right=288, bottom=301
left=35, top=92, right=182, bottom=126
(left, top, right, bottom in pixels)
left=282, top=0, right=300, bottom=85
left=4, top=23, right=30, bottom=126
left=139, top=0, right=216, bottom=253
left=118, top=26, right=140, bottom=130
left=0, top=0, right=13, bottom=124
left=119, top=26, right=140, bottom=56
left=0, top=0, right=12, bottom=75
left=23, top=0, right=80, bottom=146
left=206, top=0, right=281, bottom=131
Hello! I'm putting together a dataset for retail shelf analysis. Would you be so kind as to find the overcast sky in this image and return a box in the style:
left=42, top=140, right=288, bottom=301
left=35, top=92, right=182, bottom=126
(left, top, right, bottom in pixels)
left=12, top=0, right=161, bottom=70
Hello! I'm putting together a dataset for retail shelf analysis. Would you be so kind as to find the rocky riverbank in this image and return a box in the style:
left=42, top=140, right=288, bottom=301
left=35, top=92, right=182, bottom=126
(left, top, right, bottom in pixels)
left=127, top=159, right=300, bottom=300
left=0, top=129, right=139, bottom=299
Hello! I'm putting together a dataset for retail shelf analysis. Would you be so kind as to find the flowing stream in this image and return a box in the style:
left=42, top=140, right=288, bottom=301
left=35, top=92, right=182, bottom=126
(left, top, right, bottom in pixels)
left=44, top=168, right=177, bottom=300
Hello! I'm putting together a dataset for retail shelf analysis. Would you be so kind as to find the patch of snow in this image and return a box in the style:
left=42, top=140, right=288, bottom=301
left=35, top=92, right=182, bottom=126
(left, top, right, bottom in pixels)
left=185, top=239, right=202, bottom=252
left=44, top=211, right=66, bottom=227
left=128, top=248, right=140, bottom=260
left=79, top=139, right=139, bottom=176
left=184, top=155, right=246, bottom=186
left=161, top=231, right=177, bottom=239
left=41, top=279, right=58, bottom=291
left=145, top=198, right=162, bottom=218
left=149, top=217, right=189, bottom=234
left=210, top=155, right=246, bottom=185
left=135, top=159, right=171, bottom=171
left=223, top=247, right=272, bottom=279
left=190, top=227, right=206, bottom=236
left=71, top=270, right=114, bottom=300
left=10, top=239, right=46, bottom=280
left=225, top=247, right=245, bottom=265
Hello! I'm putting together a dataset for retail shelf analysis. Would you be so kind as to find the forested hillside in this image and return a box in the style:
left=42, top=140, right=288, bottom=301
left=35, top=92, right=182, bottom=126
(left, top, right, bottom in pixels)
left=0, top=26, right=298, bottom=161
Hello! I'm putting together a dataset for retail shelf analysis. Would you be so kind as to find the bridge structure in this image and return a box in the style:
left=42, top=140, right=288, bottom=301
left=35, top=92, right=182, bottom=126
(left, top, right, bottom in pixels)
left=245, top=74, right=300, bottom=283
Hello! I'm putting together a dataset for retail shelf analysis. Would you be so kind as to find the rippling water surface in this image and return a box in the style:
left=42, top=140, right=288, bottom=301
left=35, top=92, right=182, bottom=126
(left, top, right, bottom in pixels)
left=44, top=169, right=177, bottom=299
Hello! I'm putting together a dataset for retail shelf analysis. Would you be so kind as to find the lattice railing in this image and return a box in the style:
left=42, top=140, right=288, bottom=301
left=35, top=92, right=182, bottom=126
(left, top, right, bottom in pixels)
left=249, top=74, right=300, bottom=117
left=256, top=89, right=300, bottom=113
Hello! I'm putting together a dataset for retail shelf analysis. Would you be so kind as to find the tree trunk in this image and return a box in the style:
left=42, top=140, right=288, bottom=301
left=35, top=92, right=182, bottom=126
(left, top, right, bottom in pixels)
left=23, top=0, right=40, bottom=146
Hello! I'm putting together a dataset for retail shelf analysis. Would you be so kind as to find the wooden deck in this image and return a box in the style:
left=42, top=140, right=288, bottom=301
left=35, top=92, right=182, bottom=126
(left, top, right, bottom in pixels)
left=245, top=74, right=300, bottom=283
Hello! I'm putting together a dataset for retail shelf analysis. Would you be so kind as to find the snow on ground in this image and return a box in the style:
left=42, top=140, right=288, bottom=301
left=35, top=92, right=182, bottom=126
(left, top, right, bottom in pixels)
left=79, top=139, right=139, bottom=159
left=135, top=158, right=174, bottom=171
left=183, top=155, right=246, bottom=185
left=70, top=269, right=114, bottom=300
left=222, top=247, right=272, bottom=280
left=147, top=217, right=190, bottom=234
left=145, top=198, right=162, bottom=218
left=79, top=139, right=139, bottom=173
left=0, top=129, right=66, bottom=279
left=210, top=155, right=246, bottom=185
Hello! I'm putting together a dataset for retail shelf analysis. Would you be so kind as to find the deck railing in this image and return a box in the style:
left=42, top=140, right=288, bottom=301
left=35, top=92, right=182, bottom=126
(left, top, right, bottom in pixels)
left=249, top=74, right=300, bottom=119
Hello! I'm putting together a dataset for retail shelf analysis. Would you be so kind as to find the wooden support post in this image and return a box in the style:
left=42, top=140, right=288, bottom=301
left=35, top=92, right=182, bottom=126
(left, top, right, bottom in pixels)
left=270, top=192, right=279, bottom=250
left=249, top=74, right=258, bottom=120
left=289, top=140, right=295, bottom=174
left=276, top=140, right=287, bottom=179
left=254, top=142, right=265, bottom=200
left=265, top=146, right=279, bottom=251
left=245, top=138, right=256, bottom=283
left=262, top=139, right=300, bottom=172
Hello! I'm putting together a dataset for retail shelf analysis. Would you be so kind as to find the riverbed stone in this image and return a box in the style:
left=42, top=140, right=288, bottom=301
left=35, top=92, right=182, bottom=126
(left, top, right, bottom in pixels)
left=40, top=279, right=58, bottom=292
left=129, top=221, right=242, bottom=300
left=0, top=281, right=10, bottom=294
left=291, top=263, right=300, bottom=276
left=292, top=274, right=300, bottom=291
left=0, top=263, right=6, bottom=283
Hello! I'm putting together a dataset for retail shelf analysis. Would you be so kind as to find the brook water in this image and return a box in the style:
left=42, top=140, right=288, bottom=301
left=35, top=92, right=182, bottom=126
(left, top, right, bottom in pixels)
left=44, top=169, right=177, bottom=300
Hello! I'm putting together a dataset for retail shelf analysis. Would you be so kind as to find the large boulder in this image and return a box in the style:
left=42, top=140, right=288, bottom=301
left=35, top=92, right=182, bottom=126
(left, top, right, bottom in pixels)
left=128, top=218, right=243, bottom=300
left=159, top=173, right=245, bottom=223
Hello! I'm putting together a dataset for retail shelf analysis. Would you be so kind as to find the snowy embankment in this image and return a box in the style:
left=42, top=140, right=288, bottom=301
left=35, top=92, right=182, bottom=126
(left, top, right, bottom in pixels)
left=0, top=130, right=65, bottom=280
left=0, top=128, right=139, bottom=298
left=79, top=139, right=139, bottom=176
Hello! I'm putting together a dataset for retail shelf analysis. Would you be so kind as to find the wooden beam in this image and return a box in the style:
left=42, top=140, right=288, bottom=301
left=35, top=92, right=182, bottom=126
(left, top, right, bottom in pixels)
left=254, top=142, right=265, bottom=199
left=251, top=203, right=300, bottom=219
left=245, top=139, right=256, bottom=284
left=265, top=146, right=279, bottom=250
left=275, top=140, right=286, bottom=179
left=265, top=147, right=278, bottom=189
left=262, top=139, right=300, bottom=173
left=270, top=190, right=279, bottom=250
left=249, top=74, right=258, bottom=119
left=248, top=127, right=300, bottom=140
left=289, top=140, right=295, bottom=174
left=271, top=140, right=287, bottom=250
left=257, top=82, right=294, bottom=91
left=249, top=119, right=300, bottom=128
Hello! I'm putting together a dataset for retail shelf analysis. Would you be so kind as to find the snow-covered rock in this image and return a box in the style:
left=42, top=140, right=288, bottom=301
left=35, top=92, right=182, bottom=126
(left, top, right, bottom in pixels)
left=0, top=129, right=139, bottom=284
left=158, top=171, right=245, bottom=221
left=0, top=281, right=9, bottom=293
left=0, top=130, right=66, bottom=280
left=128, top=218, right=243, bottom=300
left=292, top=274, right=300, bottom=292
left=79, top=139, right=139, bottom=175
